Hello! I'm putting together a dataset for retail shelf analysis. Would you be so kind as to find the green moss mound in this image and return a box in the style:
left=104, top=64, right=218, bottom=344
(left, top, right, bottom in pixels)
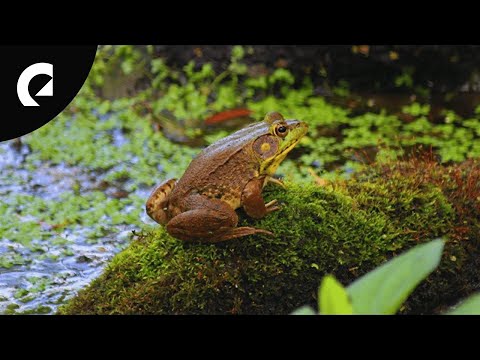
left=60, top=160, right=480, bottom=314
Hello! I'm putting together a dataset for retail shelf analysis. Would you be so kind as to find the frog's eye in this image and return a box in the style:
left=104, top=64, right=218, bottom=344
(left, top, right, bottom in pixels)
left=274, top=124, right=288, bottom=138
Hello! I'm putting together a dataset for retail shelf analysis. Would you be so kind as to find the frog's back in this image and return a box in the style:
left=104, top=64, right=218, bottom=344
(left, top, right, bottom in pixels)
left=172, top=122, right=268, bottom=202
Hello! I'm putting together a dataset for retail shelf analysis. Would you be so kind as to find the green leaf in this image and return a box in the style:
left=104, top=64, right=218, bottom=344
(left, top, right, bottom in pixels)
left=291, top=306, right=317, bottom=315
left=120, top=60, right=134, bottom=75
left=446, top=293, right=480, bottom=315
left=347, top=239, right=444, bottom=314
left=231, top=45, right=245, bottom=61
left=318, top=275, right=353, bottom=315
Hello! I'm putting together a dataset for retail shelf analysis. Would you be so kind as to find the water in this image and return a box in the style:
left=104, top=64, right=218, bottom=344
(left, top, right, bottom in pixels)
left=0, top=139, right=155, bottom=314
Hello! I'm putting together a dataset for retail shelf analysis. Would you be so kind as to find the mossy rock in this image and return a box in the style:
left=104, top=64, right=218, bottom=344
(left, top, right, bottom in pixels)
left=60, top=160, right=480, bottom=314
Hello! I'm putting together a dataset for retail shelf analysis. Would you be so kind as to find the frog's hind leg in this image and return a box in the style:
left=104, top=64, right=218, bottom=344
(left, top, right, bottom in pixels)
left=165, top=195, right=273, bottom=243
left=146, top=178, right=177, bottom=225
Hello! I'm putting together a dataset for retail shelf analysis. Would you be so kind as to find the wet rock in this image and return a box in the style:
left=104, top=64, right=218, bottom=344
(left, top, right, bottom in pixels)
left=76, top=255, right=93, bottom=264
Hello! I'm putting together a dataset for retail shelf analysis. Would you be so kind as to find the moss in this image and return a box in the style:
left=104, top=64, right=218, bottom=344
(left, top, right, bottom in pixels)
left=59, top=158, right=480, bottom=315
left=356, top=157, right=480, bottom=313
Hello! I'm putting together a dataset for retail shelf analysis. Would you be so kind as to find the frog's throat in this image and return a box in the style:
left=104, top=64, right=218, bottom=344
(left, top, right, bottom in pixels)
left=260, top=138, right=300, bottom=175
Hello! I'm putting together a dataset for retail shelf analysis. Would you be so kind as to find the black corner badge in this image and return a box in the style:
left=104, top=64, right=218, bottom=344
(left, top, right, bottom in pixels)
left=1, top=46, right=97, bottom=142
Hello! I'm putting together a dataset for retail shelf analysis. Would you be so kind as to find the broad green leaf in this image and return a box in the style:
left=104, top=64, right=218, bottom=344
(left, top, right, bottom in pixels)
left=291, top=306, right=317, bottom=315
left=347, top=239, right=444, bottom=314
left=446, top=293, right=480, bottom=315
left=319, top=275, right=353, bottom=315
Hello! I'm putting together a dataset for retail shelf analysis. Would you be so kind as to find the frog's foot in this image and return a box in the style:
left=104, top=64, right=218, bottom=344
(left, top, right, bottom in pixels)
left=266, top=177, right=285, bottom=188
left=170, top=224, right=273, bottom=243
left=265, top=199, right=281, bottom=214
left=207, top=227, right=274, bottom=243
left=146, top=178, right=177, bottom=225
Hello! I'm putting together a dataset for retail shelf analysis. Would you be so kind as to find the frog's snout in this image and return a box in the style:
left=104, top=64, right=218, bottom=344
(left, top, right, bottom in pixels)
left=286, top=119, right=309, bottom=136
left=298, top=121, right=309, bottom=132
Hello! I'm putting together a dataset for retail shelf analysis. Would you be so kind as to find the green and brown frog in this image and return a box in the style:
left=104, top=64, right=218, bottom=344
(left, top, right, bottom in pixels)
left=146, top=111, right=308, bottom=243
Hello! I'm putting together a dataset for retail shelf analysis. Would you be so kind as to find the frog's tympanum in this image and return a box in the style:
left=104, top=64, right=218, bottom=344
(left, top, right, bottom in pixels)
left=146, top=111, right=308, bottom=243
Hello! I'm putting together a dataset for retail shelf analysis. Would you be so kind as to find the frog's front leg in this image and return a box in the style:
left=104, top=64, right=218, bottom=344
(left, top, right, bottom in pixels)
left=146, top=178, right=177, bottom=225
left=166, top=195, right=272, bottom=243
left=242, top=176, right=281, bottom=219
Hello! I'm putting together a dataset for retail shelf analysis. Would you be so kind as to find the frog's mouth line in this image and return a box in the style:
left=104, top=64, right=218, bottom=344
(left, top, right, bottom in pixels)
left=278, top=138, right=301, bottom=159
left=261, top=141, right=298, bottom=175
left=261, top=123, right=308, bottom=175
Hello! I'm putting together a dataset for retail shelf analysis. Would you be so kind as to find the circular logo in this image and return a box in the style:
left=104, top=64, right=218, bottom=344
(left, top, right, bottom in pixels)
left=0, top=46, right=97, bottom=142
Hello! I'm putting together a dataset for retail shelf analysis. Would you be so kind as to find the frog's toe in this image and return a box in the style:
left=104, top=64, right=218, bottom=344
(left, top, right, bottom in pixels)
left=265, top=199, right=278, bottom=207
left=265, top=199, right=281, bottom=214
left=208, top=227, right=274, bottom=242
left=267, top=177, right=285, bottom=188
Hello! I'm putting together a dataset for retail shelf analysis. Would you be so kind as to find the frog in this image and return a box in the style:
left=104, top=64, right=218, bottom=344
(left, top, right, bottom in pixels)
left=146, top=111, right=308, bottom=243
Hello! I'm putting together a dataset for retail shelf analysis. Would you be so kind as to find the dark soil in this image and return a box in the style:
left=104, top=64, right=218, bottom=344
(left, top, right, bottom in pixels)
left=152, top=45, right=480, bottom=94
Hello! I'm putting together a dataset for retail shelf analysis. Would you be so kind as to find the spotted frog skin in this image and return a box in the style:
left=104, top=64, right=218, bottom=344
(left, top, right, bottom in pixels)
left=146, top=111, right=308, bottom=243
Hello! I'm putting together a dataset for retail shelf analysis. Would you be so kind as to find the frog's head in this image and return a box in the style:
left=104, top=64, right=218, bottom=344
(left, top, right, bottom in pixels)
left=252, top=111, right=308, bottom=176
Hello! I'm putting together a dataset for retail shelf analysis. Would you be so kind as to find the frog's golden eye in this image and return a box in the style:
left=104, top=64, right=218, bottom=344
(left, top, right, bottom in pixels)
left=274, top=124, right=289, bottom=138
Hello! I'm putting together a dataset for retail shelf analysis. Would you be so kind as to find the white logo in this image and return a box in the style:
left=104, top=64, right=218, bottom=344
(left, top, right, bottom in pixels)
left=17, top=63, right=53, bottom=107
